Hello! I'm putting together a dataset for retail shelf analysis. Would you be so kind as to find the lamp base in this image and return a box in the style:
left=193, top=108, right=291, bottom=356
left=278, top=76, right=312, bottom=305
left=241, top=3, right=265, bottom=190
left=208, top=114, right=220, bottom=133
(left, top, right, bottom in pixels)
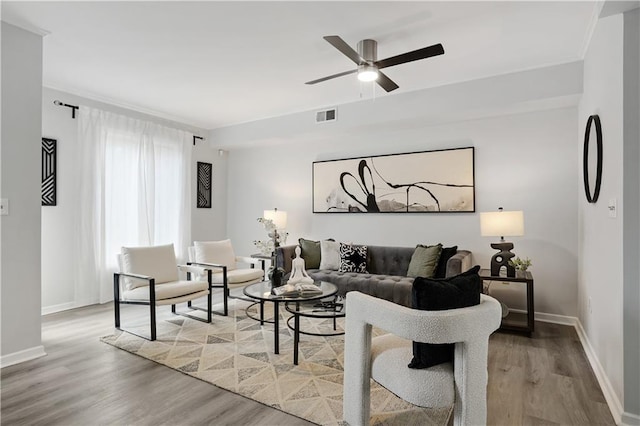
left=490, top=242, right=516, bottom=277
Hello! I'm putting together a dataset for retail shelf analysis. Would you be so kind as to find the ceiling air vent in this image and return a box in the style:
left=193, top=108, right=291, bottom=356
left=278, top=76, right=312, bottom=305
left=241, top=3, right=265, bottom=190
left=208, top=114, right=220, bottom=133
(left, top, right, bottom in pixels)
left=316, top=108, right=337, bottom=124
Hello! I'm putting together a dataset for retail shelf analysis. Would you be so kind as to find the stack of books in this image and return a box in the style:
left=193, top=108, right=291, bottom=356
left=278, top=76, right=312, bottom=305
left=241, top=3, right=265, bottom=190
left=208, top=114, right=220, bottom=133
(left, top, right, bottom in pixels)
left=272, top=282, right=322, bottom=297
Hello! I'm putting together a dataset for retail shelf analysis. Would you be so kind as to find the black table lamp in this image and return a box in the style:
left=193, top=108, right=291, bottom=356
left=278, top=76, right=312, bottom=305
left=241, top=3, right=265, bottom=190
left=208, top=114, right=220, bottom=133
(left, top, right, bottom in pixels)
left=480, top=207, right=524, bottom=277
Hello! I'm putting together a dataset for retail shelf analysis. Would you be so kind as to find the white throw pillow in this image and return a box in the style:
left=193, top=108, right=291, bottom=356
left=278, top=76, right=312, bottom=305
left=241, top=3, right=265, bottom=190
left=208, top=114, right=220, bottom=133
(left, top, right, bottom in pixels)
left=194, top=240, right=237, bottom=271
left=121, top=244, right=179, bottom=290
left=319, top=240, right=341, bottom=270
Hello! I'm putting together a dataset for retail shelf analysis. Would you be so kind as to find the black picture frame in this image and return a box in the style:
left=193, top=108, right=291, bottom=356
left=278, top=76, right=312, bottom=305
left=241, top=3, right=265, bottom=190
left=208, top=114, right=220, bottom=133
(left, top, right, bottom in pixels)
left=197, top=161, right=212, bottom=208
left=583, top=115, right=603, bottom=203
left=312, top=147, right=475, bottom=213
left=42, top=138, right=57, bottom=206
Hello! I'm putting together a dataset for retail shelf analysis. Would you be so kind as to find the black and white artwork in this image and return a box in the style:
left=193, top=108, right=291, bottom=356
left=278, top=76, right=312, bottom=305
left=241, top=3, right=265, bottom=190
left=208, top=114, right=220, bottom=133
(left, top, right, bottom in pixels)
left=197, top=161, right=212, bottom=208
left=42, top=138, right=57, bottom=206
left=313, top=147, right=475, bottom=213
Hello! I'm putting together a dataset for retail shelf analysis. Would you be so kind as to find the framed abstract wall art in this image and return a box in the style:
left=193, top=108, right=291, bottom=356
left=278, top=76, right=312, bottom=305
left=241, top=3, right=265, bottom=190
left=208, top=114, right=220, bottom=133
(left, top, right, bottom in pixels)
left=313, top=147, right=475, bottom=213
left=197, top=161, right=212, bottom=208
left=42, top=138, right=57, bottom=206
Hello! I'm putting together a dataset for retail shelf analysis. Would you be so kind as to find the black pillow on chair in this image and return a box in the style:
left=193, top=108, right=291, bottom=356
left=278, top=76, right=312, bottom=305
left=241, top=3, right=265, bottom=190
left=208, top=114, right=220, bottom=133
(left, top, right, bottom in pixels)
left=408, top=265, right=482, bottom=369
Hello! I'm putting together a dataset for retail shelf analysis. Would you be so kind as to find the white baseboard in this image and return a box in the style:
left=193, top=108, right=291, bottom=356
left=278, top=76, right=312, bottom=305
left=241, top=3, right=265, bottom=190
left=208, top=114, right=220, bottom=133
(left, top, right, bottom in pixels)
left=42, top=301, right=78, bottom=315
left=622, top=411, right=640, bottom=426
left=574, top=320, right=623, bottom=424
left=42, top=298, right=100, bottom=316
left=533, top=311, right=578, bottom=326
left=0, top=345, right=46, bottom=369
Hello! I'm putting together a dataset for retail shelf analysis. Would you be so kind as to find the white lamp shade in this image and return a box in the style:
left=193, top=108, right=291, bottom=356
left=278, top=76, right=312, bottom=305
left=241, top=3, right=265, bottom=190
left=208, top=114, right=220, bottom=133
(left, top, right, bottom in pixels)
left=480, top=210, right=524, bottom=237
left=264, top=209, right=287, bottom=229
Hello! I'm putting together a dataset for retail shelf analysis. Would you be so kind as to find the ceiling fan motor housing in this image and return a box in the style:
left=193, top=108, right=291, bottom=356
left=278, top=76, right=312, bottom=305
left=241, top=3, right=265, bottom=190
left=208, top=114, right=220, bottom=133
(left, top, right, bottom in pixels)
left=357, top=39, right=377, bottom=63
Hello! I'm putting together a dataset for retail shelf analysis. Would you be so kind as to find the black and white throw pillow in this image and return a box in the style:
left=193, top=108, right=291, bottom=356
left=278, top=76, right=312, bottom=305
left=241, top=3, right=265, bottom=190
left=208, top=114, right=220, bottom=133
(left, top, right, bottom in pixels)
left=338, top=243, right=368, bottom=273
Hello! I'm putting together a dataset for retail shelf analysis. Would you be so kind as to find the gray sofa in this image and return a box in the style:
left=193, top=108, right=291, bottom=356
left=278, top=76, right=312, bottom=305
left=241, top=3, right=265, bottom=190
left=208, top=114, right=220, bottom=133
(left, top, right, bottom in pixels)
left=275, top=244, right=472, bottom=307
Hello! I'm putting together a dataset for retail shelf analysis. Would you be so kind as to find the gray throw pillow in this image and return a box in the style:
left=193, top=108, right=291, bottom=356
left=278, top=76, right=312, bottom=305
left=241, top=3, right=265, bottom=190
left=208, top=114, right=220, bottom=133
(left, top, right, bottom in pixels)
left=407, top=244, right=443, bottom=278
left=298, top=238, right=321, bottom=269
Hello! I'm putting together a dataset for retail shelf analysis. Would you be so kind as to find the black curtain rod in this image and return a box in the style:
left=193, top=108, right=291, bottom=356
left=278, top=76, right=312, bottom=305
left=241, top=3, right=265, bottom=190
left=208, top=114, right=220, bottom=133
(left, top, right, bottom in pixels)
left=54, top=100, right=204, bottom=145
left=53, top=100, right=79, bottom=119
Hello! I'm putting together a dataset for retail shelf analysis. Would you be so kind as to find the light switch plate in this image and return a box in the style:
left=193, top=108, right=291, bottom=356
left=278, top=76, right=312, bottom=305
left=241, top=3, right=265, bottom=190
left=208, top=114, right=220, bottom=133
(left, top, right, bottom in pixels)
left=0, top=198, right=8, bottom=216
left=608, top=198, right=617, bottom=218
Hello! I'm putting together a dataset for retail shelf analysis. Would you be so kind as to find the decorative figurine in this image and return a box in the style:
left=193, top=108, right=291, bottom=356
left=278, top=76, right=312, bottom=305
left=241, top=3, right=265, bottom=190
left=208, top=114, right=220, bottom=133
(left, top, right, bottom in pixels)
left=287, top=246, right=314, bottom=285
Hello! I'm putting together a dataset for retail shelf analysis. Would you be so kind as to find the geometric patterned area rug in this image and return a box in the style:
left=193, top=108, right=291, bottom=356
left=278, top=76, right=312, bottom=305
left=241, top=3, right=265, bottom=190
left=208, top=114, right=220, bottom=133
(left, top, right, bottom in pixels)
left=101, top=300, right=451, bottom=426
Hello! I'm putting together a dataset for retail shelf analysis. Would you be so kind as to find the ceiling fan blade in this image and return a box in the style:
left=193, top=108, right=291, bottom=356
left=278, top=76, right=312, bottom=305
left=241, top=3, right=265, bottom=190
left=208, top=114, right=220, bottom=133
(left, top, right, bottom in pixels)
left=376, top=71, right=399, bottom=92
left=305, top=69, right=358, bottom=85
left=375, top=43, right=445, bottom=70
left=323, top=35, right=364, bottom=65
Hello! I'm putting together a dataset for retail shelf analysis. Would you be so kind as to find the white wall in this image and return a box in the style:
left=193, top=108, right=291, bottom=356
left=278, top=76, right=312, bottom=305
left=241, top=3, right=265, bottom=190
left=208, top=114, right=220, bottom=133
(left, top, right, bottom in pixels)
left=213, top=65, right=581, bottom=318
left=1, top=23, right=45, bottom=365
left=578, top=12, right=626, bottom=420
left=622, top=7, right=640, bottom=425
left=40, top=87, right=223, bottom=314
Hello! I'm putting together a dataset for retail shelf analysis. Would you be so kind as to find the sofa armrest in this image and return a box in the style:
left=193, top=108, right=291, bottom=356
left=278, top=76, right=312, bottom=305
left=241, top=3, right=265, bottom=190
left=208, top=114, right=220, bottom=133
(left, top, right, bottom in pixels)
left=446, top=250, right=473, bottom=277
left=275, top=245, right=297, bottom=274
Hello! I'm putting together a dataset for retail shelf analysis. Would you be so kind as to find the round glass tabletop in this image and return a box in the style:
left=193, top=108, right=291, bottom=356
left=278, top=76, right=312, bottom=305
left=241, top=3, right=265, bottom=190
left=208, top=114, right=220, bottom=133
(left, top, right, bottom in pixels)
left=243, top=280, right=337, bottom=302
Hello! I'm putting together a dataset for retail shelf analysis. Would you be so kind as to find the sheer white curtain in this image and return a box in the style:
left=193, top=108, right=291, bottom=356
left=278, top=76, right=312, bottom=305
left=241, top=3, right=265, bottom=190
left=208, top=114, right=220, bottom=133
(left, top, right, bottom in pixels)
left=76, top=106, right=192, bottom=303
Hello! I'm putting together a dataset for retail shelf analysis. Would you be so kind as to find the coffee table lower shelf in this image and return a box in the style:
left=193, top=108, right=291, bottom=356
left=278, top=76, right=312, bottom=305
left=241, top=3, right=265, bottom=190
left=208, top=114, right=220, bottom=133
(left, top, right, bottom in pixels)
left=285, top=300, right=345, bottom=365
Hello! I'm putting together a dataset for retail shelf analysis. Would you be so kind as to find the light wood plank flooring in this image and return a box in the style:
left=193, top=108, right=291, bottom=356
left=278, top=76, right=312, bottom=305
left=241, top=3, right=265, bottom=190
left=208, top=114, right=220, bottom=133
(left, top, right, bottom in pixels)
left=1, top=303, right=614, bottom=425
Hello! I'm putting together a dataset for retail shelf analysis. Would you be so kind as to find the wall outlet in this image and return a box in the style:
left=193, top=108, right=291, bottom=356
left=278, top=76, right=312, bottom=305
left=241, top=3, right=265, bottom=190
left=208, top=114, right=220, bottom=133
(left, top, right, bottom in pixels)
left=608, top=198, right=617, bottom=218
left=0, top=198, right=8, bottom=216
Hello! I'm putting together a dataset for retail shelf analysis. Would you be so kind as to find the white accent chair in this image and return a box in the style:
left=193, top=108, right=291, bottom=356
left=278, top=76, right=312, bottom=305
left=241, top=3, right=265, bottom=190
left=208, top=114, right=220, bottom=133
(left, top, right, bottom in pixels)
left=343, top=292, right=501, bottom=426
left=114, top=243, right=213, bottom=341
left=188, top=239, right=265, bottom=316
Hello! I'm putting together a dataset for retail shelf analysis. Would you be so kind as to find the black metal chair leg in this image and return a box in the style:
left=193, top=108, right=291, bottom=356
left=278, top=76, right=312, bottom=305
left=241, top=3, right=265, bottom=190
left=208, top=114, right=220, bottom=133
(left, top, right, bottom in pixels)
left=207, top=290, right=212, bottom=323
left=149, top=279, right=157, bottom=341
left=113, top=274, right=121, bottom=328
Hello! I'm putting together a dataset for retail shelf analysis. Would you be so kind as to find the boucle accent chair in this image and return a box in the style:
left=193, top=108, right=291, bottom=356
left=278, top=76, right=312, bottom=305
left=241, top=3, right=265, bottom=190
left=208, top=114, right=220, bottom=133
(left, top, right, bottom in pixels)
left=114, top=244, right=213, bottom=341
left=343, top=292, right=502, bottom=426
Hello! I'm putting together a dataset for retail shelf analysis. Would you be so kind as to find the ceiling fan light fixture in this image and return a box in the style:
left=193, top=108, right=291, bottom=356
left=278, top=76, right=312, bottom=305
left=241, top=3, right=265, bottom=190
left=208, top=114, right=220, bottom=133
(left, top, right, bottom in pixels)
left=357, top=64, right=379, bottom=82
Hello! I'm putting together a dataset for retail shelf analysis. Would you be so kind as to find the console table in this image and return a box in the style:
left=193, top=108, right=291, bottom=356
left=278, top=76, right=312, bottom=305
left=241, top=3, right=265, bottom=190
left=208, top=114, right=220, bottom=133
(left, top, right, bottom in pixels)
left=479, top=269, right=534, bottom=336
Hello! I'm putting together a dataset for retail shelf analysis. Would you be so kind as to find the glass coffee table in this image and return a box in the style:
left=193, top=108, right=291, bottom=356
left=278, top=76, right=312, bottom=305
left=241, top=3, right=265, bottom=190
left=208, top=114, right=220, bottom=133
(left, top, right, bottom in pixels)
left=243, top=281, right=338, bottom=355
left=284, top=298, right=345, bottom=365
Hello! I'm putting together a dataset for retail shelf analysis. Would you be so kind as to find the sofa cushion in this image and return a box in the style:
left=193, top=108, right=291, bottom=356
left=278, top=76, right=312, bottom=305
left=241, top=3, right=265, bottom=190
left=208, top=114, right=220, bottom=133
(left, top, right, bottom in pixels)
left=408, top=265, right=482, bottom=369
left=308, top=269, right=415, bottom=307
left=339, top=243, right=368, bottom=273
left=194, top=240, right=237, bottom=271
left=319, top=240, right=341, bottom=270
left=210, top=268, right=264, bottom=285
left=298, top=238, right=321, bottom=269
left=407, top=244, right=442, bottom=278
left=435, top=246, right=458, bottom=279
left=122, top=279, right=208, bottom=302
left=121, top=244, right=179, bottom=290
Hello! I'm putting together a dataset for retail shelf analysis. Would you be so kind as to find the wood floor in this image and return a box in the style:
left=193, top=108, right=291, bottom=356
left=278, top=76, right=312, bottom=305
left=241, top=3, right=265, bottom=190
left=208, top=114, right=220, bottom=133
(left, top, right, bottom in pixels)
left=1, top=303, right=614, bottom=425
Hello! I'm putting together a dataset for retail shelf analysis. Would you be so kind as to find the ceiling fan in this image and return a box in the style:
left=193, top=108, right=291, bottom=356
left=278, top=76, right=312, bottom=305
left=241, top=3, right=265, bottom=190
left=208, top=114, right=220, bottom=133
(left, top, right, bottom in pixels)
left=305, top=35, right=445, bottom=92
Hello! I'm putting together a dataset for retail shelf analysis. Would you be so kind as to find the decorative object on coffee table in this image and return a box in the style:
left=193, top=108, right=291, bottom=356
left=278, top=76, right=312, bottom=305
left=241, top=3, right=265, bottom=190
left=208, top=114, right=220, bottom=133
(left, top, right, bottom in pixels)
left=480, top=207, right=524, bottom=277
left=287, top=246, right=314, bottom=284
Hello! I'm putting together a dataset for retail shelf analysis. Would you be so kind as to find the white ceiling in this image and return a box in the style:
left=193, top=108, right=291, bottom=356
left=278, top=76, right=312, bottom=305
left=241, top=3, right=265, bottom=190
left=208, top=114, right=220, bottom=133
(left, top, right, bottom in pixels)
left=2, top=1, right=598, bottom=130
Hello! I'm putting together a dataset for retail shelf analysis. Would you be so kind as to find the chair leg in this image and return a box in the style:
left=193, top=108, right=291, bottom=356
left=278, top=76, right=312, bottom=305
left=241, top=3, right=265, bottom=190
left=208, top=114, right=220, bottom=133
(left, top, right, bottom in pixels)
left=113, top=274, right=121, bottom=328
left=207, top=289, right=212, bottom=323
left=222, top=274, right=229, bottom=316
left=149, top=279, right=157, bottom=341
